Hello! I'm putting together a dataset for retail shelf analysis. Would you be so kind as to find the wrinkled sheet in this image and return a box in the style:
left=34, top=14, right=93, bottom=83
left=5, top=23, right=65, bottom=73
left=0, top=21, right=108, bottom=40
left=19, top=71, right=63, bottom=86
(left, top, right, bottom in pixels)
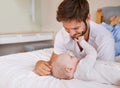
left=0, top=48, right=119, bottom=88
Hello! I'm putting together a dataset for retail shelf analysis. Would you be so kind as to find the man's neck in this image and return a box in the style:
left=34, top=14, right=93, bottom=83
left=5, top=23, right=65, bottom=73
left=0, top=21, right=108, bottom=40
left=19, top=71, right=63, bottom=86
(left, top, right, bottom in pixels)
left=84, top=27, right=90, bottom=41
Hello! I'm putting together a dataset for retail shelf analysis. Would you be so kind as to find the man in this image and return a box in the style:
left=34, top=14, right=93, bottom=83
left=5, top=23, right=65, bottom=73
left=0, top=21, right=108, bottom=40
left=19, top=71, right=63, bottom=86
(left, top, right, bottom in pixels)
left=34, top=0, right=115, bottom=76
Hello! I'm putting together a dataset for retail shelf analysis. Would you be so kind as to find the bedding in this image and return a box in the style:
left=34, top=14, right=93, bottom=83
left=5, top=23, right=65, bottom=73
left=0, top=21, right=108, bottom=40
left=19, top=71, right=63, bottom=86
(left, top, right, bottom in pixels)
left=101, top=22, right=120, bottom=56
left=0, top=48, right=119, bottom=88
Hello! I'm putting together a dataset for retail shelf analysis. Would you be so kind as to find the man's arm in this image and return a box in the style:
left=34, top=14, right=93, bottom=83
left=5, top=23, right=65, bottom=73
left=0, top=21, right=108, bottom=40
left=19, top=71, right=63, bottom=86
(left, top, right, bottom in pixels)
left=34, top=29, right=66, bottom=76
left=34, top=52, right=58, bottom=76
left=97, top=38, right=115, bottom=61
left=49, top=52, right=58, bottom=65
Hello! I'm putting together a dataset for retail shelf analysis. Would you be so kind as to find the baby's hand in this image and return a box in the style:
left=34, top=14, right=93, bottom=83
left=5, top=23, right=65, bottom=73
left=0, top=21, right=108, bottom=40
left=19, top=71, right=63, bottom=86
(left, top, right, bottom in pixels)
left=74, top=36, right=84, bottom=43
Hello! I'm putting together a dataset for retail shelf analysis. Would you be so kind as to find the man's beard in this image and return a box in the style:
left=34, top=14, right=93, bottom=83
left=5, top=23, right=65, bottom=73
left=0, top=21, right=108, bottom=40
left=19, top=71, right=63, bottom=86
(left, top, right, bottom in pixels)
left=71, top=28, right=87, bottom=39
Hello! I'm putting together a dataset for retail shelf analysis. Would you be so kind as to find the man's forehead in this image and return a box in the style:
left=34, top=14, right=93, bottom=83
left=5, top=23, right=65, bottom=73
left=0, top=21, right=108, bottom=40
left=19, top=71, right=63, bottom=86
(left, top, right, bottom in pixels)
left=63, top=21, right=82, bottom=27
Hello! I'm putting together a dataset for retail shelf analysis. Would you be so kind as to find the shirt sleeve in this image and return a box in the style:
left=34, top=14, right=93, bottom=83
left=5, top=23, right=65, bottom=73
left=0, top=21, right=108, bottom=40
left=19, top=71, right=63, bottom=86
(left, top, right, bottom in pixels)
left=74, top=39, right=97, bottom=80
left=53, top=31, right=66, bottom=54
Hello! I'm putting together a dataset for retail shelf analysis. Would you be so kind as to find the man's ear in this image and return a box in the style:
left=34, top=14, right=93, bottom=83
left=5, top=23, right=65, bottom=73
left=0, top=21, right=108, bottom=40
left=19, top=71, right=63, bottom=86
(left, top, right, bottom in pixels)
left=86, top=13, right=91, bottom=22
left=65, top=67, right=73, bottom=73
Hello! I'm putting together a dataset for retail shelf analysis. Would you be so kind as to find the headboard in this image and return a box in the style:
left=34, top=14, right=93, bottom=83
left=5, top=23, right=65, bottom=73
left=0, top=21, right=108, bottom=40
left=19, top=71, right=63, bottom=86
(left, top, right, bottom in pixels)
left=96, top=6, right=120, bottom=24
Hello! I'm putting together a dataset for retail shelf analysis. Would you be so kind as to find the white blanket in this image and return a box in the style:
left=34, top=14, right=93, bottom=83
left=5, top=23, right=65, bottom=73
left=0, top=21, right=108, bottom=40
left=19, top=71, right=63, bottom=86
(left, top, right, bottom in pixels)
left=0, top=48, right=119, bottom=88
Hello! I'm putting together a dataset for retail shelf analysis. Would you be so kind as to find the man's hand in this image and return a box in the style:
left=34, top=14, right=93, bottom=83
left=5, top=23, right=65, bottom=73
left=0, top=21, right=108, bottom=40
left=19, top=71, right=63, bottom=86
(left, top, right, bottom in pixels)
left=34, top=60, right=52, bottom=76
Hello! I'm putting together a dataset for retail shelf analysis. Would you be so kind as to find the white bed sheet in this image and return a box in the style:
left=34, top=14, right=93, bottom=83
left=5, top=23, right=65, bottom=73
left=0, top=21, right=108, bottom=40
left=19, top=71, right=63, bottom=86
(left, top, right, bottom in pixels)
left=0, top=48, right=119, bottom=88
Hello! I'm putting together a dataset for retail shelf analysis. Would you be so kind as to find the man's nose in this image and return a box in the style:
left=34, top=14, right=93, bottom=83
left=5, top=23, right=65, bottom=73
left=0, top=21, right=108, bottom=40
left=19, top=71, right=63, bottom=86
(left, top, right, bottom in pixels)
left=68, top=29, right=76, bottom=36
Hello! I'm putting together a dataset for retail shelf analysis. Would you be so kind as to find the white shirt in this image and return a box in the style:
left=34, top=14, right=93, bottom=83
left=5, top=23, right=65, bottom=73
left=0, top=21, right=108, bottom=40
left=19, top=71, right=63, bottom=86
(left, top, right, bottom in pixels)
left=54, top=21, right=115, bottom=61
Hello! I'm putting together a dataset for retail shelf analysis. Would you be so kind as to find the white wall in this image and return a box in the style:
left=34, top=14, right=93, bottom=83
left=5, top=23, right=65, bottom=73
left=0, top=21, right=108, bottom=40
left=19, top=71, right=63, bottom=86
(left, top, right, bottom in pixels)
left=36, top=0, right=62, bottom=32
left=0, top=0, right=40, bottom=34
left=0, top=0, right=120, bottom=34
left=38, top=0, right=120, bottom=32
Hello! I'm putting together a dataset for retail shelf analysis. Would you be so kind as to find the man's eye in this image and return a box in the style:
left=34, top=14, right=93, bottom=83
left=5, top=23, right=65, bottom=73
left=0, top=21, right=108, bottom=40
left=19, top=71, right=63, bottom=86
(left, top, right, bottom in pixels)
left=70, top=56, right=74, bottom=59
left=74, top=26, right=81, bottom=30
left=74, top=28, right=78, bottom=30
left=65, top=29, right=69, bottom=32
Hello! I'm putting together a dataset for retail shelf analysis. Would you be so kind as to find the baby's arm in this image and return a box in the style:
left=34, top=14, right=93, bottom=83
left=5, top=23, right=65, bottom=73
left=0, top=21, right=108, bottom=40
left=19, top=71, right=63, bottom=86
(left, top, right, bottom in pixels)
left=74, top=37, right=97, bottom=79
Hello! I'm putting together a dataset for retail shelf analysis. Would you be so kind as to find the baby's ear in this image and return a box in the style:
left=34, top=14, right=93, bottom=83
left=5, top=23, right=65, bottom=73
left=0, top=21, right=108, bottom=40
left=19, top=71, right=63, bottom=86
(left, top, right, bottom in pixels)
left=65, top=67, right=73, bottom=73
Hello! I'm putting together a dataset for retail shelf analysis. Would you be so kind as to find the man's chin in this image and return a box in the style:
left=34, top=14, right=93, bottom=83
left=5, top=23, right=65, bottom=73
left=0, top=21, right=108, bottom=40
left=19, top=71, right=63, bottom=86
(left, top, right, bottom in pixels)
left=71, top=36, right=75, bottom=40
left=71, top=35, right=80, bottom=40
left=71, top=37, right=77, bottom=40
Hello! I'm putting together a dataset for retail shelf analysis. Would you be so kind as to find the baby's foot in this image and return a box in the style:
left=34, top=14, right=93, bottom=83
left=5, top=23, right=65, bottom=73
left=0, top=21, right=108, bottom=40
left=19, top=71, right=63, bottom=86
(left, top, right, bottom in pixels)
left=110, top=16, right=120, bottom=26
left=109, top=16, right=116, bottom=22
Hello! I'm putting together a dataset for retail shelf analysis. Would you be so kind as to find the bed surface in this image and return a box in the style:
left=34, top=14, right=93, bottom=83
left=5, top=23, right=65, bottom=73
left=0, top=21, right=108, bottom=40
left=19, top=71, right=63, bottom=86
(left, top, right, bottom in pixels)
left=0, top=48, right=119, bottom=88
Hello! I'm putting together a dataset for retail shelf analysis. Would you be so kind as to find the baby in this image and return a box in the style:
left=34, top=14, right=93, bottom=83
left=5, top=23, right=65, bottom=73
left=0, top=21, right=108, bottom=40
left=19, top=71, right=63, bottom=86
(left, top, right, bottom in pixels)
left=51, top=37, right=120, bottom=85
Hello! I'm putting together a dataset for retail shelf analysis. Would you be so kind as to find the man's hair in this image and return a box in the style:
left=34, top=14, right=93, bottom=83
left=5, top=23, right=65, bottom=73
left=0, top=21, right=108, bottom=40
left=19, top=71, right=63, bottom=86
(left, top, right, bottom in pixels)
left=56, top=0, right=89, bottom=22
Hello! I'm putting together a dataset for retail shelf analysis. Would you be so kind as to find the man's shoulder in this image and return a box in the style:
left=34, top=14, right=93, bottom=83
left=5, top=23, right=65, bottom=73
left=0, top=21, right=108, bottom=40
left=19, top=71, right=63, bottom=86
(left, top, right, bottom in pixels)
left=56, top=28, right=69, bottom=39
left=89, top=21, right=114, bottom=47
left=90, top=21, right=113, bottom=39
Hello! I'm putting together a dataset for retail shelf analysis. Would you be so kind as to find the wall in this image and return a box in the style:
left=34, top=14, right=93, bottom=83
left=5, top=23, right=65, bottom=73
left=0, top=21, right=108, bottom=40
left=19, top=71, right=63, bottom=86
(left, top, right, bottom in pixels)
left=35, top=0, right=62, bottom=32
left=0, top=0, right=120, bottom=34
left=38, top=0, right=120, bottom=32
left=0, top=0, right=40, bottom=34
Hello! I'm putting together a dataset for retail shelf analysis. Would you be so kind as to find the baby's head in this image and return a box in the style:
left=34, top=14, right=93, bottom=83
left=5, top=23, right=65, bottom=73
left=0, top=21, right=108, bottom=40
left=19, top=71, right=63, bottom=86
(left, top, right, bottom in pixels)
left=51, top=53, right=79, bottom=79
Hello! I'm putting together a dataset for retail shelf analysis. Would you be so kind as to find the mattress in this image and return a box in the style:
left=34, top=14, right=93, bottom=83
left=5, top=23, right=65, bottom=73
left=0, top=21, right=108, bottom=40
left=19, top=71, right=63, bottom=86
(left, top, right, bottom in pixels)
left=0, top=48, right=119, bottom=88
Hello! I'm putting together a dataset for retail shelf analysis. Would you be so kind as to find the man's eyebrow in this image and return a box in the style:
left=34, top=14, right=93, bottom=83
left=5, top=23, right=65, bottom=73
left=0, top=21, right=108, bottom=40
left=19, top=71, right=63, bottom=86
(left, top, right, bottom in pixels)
left=73, top=26, right=81, bottom=30
left=73, top=26, right=80, bottom=29
left=63, top=25, right=80, bottom=29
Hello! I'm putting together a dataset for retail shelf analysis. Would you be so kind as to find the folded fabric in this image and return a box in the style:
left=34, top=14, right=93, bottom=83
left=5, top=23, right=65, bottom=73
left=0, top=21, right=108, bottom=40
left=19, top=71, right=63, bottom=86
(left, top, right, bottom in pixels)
left=101, top=22, right=120, bottom=56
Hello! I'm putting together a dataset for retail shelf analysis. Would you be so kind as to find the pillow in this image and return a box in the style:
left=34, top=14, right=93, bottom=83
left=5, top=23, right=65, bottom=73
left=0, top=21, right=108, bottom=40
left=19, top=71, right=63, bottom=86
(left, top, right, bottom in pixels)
left=102, top=6, right=120, bottom=24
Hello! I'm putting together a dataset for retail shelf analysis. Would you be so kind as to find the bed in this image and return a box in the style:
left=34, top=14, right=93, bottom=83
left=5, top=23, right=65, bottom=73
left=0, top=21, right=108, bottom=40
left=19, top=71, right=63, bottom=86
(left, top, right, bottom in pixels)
left=0, top=48, right=119, bottom=88
left=0, top=6, right=120, bottom=88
